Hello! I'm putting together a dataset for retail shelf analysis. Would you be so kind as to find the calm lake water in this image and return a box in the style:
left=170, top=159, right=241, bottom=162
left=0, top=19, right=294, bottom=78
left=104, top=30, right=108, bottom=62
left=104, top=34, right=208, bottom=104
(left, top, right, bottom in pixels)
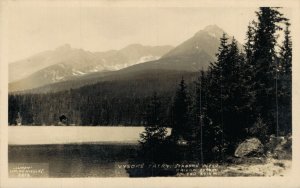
left=9, top=143, right=140, bottom=177
left=8, top=126, right=171, bottom=177
left=9, top=126, right=171, bottom=145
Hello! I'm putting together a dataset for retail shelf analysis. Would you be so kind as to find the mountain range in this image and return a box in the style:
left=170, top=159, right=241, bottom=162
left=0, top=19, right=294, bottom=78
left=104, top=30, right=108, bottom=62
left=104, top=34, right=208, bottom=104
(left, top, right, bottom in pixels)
left=9, top=25, right=239, bottom=93
left=9, top=44, right=172, bottom=91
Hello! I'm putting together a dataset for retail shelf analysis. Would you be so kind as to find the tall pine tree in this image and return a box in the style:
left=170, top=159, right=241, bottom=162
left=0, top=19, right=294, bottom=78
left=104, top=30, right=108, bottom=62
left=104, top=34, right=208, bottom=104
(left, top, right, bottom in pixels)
left=139, top=92, right=167, bottom=163
left=251, top=7, right=287, bottom=138
left=278, top=21, right=292, bottom=134
left=171, top=78, right=190, bottom=141
left=189, top=70, right=207, bottom=162
left=221, top=38, right=249, bottom=147
left=205, top=33, right=230, bottom=161
left=244, top=22, right=256, bottom=64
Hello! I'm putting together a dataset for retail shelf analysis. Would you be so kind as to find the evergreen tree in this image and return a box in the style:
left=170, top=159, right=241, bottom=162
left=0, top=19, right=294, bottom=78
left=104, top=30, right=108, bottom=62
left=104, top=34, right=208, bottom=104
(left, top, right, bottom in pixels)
left=8, top=95, right=18, bottom=125
left=241, top=21, right=258, bottom=131
left=205, top=33, right=230, bottom=161
left=214, top=37, right=250, bottom=152
left=279, top=22, right=292, bottom=76
left=201, top=35, right=252, bottom=159
left=189, top=70, right=209, bottom=162
left=221, top=38, right=248, bottom=144
left=278, top=21, right=292, bottom=134
left=251, top=7, right=287, bottom=137
left=244, top=21, right=256, bottom=64
left=139, top=92, right=167, bottom=163
left=207, top=33, right=229, bottom=129
left=171, top=77, right=190, bottom=141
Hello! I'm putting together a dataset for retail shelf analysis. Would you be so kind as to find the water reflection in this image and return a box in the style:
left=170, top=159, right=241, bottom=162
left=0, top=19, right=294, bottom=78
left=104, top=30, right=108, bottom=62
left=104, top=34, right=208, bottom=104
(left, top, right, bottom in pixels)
left=9, top=144, right=138, bottom=177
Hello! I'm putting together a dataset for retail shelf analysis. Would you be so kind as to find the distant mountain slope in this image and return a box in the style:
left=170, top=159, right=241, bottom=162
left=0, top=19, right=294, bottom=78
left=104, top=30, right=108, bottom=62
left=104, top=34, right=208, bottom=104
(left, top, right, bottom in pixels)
left=9, top=25, right=240, bottom=93
left=11, top=69, right=196, bottom=94
left=9, top=44, right=173, bottom=92
left=112, top=25, right=239, bottom=73
left=163, top=25, right=224, bottom=59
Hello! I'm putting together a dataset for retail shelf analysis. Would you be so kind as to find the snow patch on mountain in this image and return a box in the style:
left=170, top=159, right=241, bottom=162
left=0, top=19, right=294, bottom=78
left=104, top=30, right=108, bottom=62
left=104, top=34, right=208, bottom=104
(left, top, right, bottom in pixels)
left=72, top=69, right=86, bottom=76
left=108, top=64, right=128, bottom=71
left=55, top=75, right=65, bottom=81
left=137, top=55, right=160, bottom=64
left=89, top=69, right=99, bottom=73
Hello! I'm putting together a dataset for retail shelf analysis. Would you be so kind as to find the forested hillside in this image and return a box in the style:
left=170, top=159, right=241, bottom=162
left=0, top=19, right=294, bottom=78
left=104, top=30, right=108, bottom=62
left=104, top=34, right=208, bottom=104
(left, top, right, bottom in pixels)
left=9, top=70, right=198, bottom=125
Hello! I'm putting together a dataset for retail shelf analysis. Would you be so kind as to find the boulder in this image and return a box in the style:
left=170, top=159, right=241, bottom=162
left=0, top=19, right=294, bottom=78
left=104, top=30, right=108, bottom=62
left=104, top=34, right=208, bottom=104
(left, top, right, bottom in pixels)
left=234, top=138, right=264, bottom=158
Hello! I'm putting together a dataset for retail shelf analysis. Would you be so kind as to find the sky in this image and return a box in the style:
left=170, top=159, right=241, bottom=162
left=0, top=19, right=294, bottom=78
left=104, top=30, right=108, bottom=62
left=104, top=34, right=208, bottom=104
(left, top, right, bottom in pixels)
left=2, top=4, right=292, bottom=62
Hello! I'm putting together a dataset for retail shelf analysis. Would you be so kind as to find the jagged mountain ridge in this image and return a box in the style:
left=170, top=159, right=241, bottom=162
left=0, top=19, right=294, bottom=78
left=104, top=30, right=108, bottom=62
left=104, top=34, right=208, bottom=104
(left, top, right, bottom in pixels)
left=9, top=44, right=173, bottom=91
left=111, top=25, right=240, bottom=73
left=9, top=25, right=241, bottom=93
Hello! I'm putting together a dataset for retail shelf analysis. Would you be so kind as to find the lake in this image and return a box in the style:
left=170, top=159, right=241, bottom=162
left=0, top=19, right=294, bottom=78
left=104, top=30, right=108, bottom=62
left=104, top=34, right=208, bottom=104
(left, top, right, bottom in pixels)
left=8, top=126, right=287, bottom=177
left=9, top=143, right=139, bottom=177
left=9, top=126, right=172, bottom=145
left=8, top=126, right=172, bottom=177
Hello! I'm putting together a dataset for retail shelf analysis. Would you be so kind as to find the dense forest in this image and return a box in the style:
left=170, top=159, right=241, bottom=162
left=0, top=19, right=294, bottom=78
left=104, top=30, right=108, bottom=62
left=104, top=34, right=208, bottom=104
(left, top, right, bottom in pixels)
left=133, top=7, right=292, bottom=168
left=9, top=7, right=291, bottom=166
left=9, top=70, right=198, bottom=125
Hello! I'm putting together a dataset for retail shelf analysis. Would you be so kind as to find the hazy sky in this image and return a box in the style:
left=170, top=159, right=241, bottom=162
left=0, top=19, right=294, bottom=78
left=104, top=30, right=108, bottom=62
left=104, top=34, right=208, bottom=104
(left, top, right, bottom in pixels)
left=3, top=5, right=291, bottom=62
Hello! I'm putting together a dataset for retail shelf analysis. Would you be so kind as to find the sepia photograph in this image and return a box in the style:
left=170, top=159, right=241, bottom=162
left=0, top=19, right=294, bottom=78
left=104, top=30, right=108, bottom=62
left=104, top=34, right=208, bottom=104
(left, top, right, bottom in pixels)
left=0, top=0, right=300, bottom=187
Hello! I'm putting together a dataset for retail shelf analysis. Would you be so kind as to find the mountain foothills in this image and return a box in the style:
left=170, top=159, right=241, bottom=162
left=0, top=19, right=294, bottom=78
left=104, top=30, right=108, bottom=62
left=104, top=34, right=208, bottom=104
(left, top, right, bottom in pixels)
left=9, top=43, right=173, bottom=91
left=9, top=25, right=236, bottom=93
